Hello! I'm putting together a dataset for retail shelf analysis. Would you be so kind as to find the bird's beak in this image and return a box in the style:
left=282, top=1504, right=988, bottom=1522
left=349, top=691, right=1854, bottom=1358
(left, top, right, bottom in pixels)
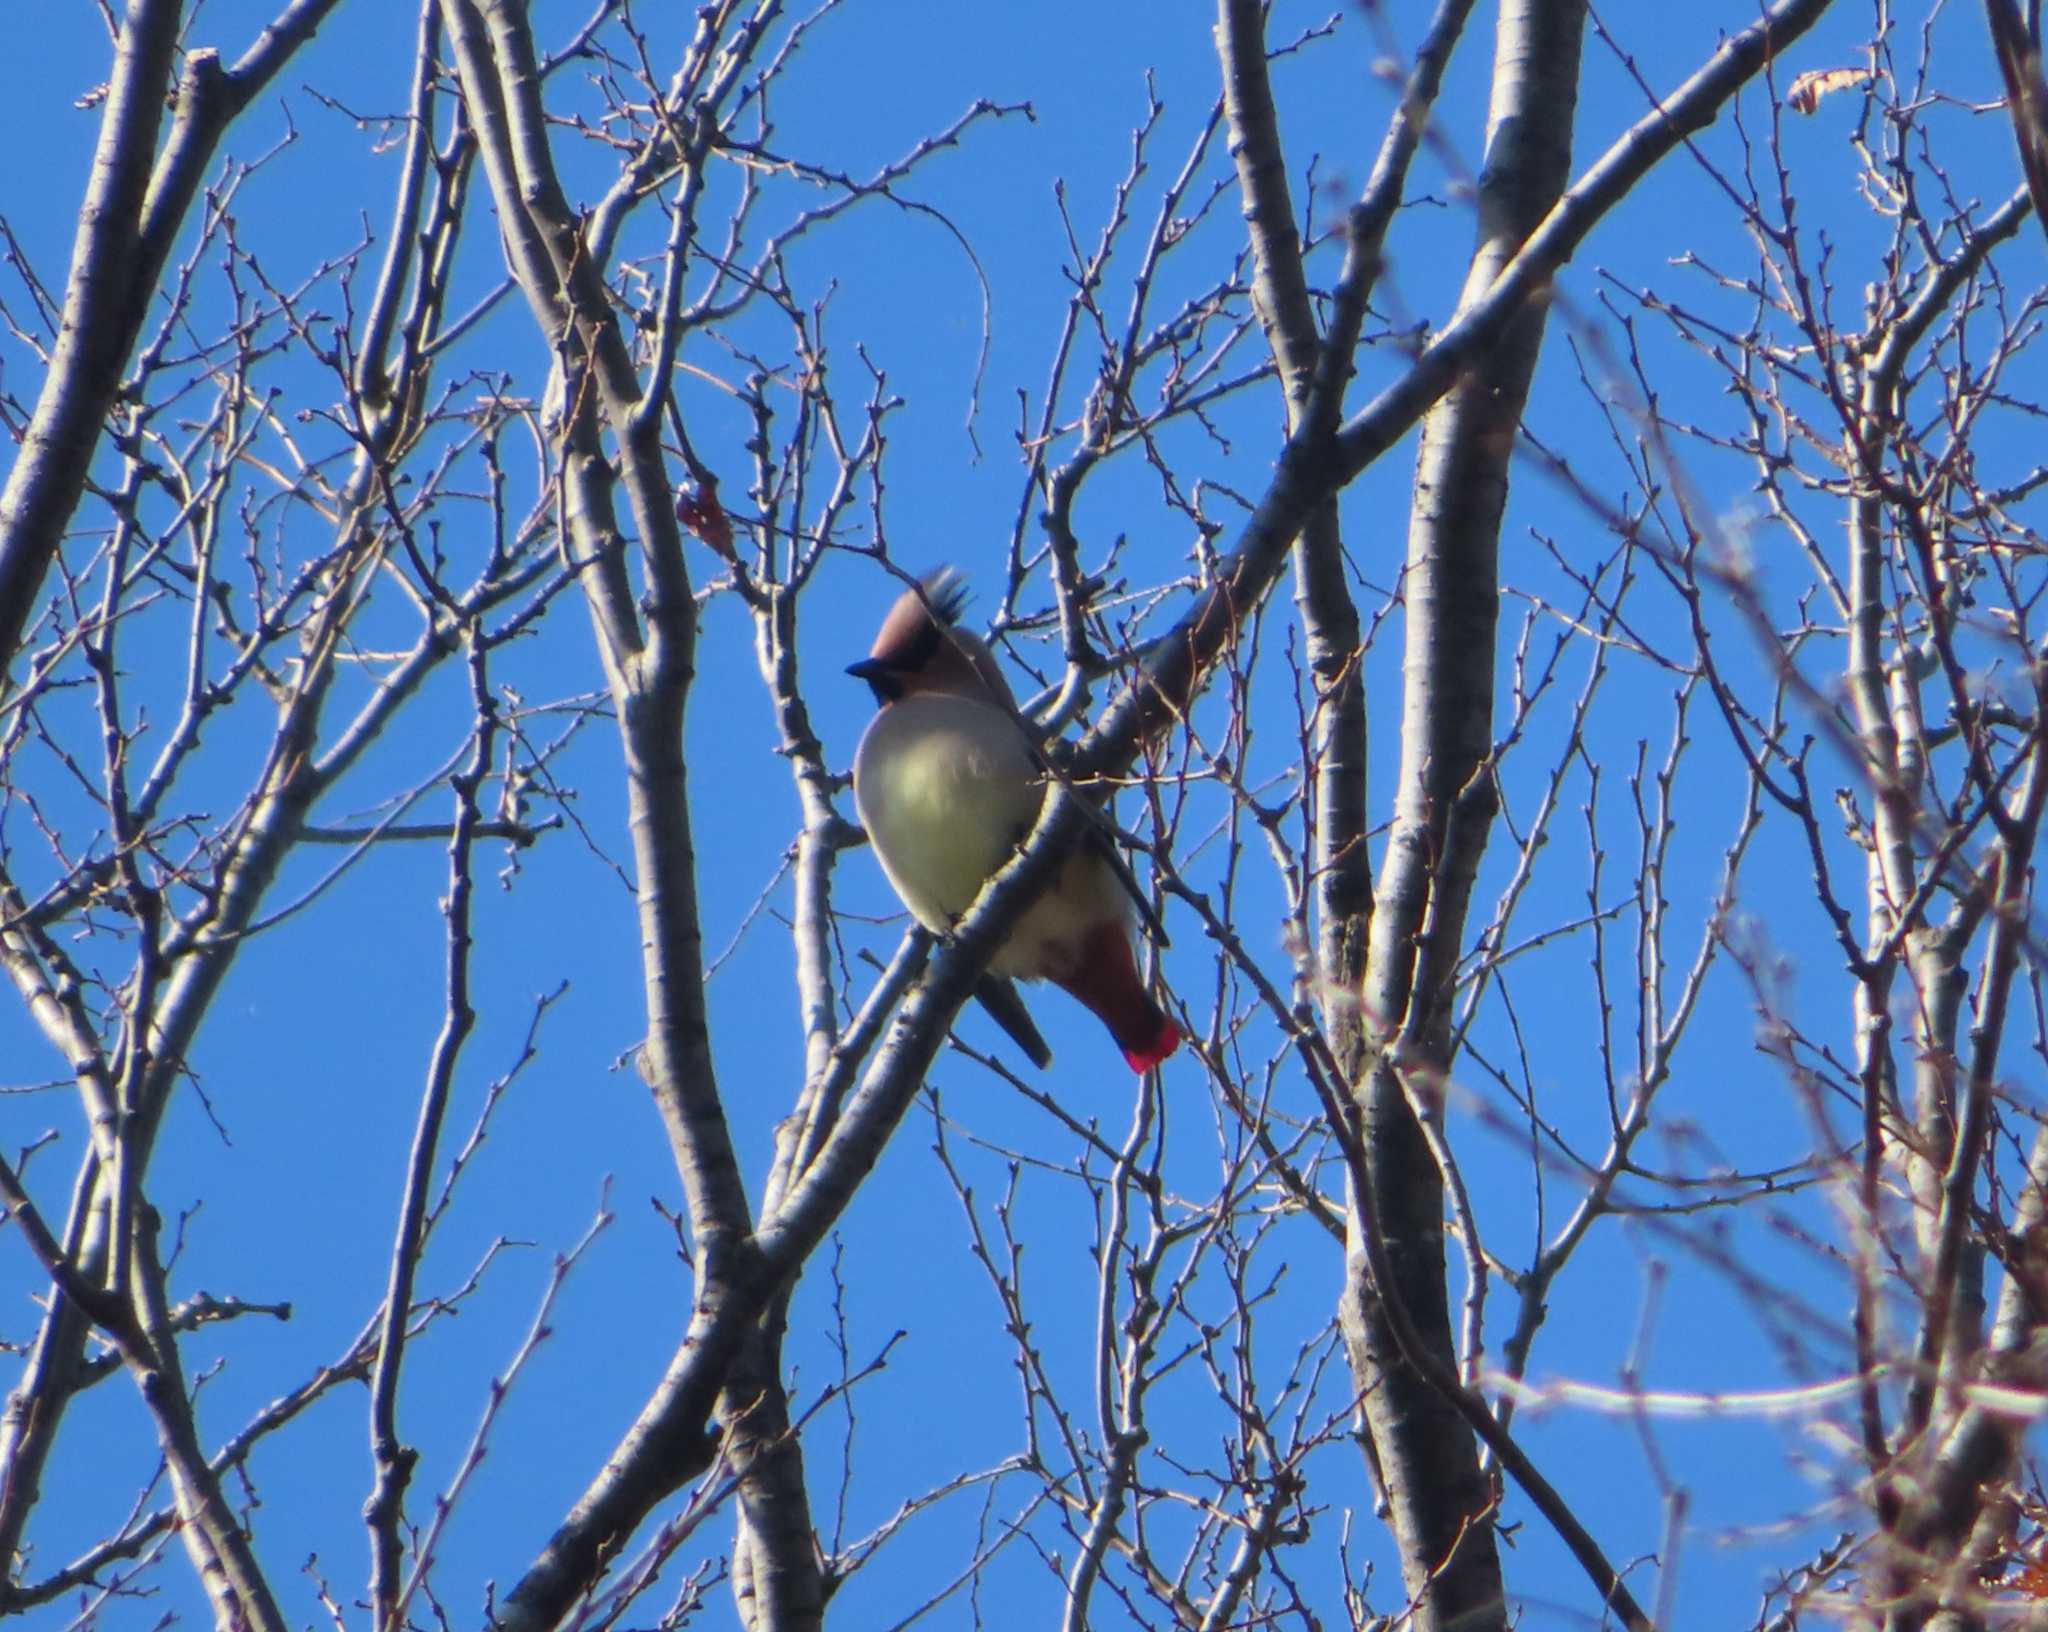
left=846, top=656, right=900, bottom=703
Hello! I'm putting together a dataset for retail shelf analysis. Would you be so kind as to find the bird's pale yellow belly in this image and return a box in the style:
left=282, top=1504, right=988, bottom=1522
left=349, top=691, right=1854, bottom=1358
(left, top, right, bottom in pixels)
left=855, top=698, right=1040, bottom=925
left=852, top=695, right=1126, bottom=979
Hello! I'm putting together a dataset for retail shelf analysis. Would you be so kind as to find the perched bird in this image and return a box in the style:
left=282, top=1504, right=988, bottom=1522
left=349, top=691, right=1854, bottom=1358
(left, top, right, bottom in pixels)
left=848, top=568, right=1179, bottom=1073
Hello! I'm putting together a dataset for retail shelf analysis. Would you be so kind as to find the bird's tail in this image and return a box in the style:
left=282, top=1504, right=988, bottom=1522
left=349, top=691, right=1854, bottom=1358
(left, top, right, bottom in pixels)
left=1054, top=921, right=1180, bottom=1073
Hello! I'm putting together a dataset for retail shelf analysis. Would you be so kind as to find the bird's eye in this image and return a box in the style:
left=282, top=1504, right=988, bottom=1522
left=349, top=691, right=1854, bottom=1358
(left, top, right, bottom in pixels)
left=900, top=621, right=944, bottom=670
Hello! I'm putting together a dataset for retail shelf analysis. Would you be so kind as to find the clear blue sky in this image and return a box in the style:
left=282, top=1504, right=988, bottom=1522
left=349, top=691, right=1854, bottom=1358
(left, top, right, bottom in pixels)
left=1, top=2, right=2033, bottom=1628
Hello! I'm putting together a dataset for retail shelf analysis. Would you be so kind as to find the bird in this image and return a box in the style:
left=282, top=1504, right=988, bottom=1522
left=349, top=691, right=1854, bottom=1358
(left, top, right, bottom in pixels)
left=847, top=567, right=1179, bottom=1074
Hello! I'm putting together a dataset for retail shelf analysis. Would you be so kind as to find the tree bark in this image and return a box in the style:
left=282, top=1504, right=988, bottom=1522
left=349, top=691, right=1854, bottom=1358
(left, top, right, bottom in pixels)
left=1341, top=3, right=1587, bottom=1626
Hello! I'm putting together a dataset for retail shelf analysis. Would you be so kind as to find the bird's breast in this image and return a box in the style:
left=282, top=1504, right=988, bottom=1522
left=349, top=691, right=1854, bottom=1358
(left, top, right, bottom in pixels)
left=853, top=696, right=1043, bottom=929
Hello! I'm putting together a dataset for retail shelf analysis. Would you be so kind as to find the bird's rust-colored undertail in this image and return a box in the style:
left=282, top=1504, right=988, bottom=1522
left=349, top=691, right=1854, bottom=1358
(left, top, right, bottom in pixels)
left=1051, top=920, right=1179, bottom=1073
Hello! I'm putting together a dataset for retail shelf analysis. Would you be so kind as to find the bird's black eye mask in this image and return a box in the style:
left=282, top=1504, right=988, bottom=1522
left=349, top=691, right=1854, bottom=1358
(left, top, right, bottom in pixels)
left=846, top=578, right=964, bottom=705
left=846, top=657, right=905, bottom=704
left=894, top=614, right=948, bottom=672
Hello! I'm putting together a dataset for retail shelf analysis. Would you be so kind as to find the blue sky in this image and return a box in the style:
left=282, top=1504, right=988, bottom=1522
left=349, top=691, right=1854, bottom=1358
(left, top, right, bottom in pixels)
left=2, top=2, right=2039, bottom=1628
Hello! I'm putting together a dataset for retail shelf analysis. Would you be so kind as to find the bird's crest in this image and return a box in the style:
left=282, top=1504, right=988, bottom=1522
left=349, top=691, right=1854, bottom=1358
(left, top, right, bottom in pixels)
left=851, top=564, right=1019, bottom=708
left=869, top=567, right=968, bottom=670
left=920, top=566, right=969, bottom=628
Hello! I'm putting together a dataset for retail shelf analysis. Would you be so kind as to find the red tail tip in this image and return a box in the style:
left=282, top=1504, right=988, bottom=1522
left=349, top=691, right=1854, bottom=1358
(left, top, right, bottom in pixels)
left=1121, top=1017, right=1180, bottom=1074
left=1054, top=920, right=1180, bottom=1074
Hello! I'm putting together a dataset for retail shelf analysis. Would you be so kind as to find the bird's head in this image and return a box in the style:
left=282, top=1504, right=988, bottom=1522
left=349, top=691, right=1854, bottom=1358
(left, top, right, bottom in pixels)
left=847, top=567, right=1017, bottom=708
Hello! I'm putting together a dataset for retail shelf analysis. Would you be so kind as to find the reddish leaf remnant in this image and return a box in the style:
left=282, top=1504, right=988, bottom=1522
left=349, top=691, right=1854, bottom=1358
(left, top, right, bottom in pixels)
left=1997, top=1557, right=2048, bottom=1600
left=1786, top=66, right=1872, bottom=114
left=676, top=478, right=735, bottom=560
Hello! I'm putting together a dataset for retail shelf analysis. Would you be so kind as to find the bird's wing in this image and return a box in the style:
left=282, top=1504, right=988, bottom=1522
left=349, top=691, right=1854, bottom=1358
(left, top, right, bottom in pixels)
left=1085, top=817, right=1170, bottom=948
left=1029, top=736, right=1170, bottom=948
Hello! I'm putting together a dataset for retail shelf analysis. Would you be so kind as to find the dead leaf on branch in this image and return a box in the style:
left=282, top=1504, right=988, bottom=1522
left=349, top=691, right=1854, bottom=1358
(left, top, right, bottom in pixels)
left=1787, top=67, right=1873, bottom=115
